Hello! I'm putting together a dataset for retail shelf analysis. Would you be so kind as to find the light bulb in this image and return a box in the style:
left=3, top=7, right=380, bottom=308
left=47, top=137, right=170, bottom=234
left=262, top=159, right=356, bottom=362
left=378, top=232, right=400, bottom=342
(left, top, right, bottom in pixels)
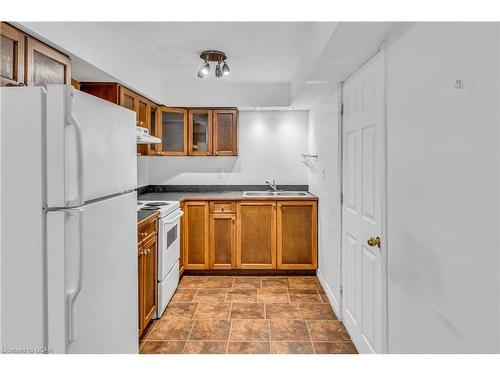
left=222, top=61, right=230, bottom=76
left=201, top=61, right=210, bottom=75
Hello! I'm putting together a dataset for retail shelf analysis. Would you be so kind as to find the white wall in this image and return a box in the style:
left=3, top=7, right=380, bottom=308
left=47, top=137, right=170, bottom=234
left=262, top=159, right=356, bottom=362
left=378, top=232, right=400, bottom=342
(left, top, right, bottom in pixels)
left=138, top=110, right=309, bottom=186
left=308, top=90, right=342, bottom=315
left=385, top=22, right=500, bottom=353
left=308, top=22, right=500, bottom=354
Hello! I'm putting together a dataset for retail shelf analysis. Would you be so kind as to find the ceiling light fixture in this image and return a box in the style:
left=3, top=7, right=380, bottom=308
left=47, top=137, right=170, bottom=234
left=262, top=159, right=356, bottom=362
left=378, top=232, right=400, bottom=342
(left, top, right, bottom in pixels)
left=197, top=50, right=230, bottom=79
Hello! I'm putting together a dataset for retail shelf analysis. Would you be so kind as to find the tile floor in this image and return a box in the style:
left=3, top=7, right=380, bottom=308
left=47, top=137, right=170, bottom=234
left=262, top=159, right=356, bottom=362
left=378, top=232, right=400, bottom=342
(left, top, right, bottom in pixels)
left=139, top=276, right=357, bottom=354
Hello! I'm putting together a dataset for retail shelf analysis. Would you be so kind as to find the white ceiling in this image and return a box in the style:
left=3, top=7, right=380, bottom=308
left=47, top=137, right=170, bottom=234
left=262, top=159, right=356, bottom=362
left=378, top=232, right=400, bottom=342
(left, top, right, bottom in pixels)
left=18, top=22, right=396, bottom=109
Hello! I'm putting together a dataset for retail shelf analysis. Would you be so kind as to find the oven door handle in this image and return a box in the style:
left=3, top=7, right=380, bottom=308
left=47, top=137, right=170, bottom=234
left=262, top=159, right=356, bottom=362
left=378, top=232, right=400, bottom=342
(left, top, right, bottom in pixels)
left=164, top=210, right=184, bottom=224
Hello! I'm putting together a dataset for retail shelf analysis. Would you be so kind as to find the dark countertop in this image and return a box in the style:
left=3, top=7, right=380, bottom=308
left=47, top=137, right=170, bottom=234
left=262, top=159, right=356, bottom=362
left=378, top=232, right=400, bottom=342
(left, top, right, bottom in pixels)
left=138, top=191, right=244, bottom=202
left=138, top=191, right=318, bottom=202
left=137, top=210, right=158, bottom=225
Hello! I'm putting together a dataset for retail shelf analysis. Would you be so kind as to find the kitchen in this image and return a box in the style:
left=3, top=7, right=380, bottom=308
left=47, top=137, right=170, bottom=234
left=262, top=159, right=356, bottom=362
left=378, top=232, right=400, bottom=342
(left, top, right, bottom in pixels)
left=1, top=5, right=500, bottom=367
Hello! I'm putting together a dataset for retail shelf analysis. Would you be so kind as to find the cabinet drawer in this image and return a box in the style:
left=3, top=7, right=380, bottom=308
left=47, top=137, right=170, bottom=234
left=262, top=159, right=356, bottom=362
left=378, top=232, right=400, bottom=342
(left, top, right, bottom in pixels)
left=138, top=221, right=156, bottom=245
left=210, top=201, right=235, bottom=213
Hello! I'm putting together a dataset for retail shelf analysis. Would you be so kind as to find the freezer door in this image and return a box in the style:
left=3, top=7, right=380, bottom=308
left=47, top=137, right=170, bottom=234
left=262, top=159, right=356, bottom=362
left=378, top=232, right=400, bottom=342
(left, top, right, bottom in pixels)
left=46, top=85, right=137, bottom=208
left=46, top=191, right=138, bottom=353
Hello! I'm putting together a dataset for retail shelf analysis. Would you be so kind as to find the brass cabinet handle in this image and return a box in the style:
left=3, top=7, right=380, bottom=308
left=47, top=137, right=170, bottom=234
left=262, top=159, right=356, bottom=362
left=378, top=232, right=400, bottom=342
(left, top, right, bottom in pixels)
left=367, top=236, right=381, bottom=248
left=232, top=217, right=235, bottom=223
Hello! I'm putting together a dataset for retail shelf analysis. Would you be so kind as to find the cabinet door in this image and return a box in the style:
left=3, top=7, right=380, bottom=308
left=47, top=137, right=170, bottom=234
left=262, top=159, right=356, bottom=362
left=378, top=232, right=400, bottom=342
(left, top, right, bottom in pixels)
left=119, top=86, right=138, bottom=114
left=0, top=22, right=24, bottom=86
left=155, top=107, right=188, bottom=155
left=136, top=97, right=151, bottom=155
left=236, top=201, right=276, bottom=269
left=277, top=201, right=318, bottom=270
left=149, top=103, right=159, bottom=155
left=141, top=235, right=157, bottom=330
left=25, top=36, right=70, bottom=86
left=138, top=247, right=145, bottom=335
left=213, top=109, right=238, bottom=156
left=184, top=201, right=209, bottom=269
left=188, top=109, right=213, bottom=156
left=210, top=214, right=236, bottom=269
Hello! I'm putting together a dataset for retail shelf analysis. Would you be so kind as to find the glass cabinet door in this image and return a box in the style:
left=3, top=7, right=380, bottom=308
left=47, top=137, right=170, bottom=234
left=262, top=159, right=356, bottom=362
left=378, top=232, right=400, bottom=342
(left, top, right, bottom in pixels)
left=26, top=36, right=70, bottom=86
left=156, top=107, right=188, bottom=155
left=188, top=109, right=213, bottom=156
left=1, top=22, right=24, bottom=86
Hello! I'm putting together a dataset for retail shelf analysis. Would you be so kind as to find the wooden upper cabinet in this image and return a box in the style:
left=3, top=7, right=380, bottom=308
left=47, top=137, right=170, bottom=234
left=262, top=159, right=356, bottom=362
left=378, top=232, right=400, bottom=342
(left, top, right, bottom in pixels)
left=155, top=107, right=188, bottom=156
left=277, top=201, right=318, bottom=270
left=0, top=22, right=24, bottom=86
left=25, top=36, right=70, bottom=86
left=236, top=201, right=277, bottom=269
left=188, top=109, right=213, bottom=156
left=183, top=201, right=209, bottom=269
left=213, top=109, right=238, bottom=156
left=119, top=86, right=139, bottom=113
left=209, top=213, right=236, bottom=269
left=79, top=82, right=120, bottom=104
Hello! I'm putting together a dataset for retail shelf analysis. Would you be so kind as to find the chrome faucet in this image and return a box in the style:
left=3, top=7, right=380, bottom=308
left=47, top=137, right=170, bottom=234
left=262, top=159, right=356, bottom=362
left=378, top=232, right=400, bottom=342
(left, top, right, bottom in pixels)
left=265, top=179, right=278, bottom=192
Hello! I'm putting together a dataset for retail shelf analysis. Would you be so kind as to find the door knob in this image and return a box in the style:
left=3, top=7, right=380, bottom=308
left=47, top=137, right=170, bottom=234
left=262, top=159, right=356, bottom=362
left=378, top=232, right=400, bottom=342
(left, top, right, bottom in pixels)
left=367, top=236, right=381, bottom=248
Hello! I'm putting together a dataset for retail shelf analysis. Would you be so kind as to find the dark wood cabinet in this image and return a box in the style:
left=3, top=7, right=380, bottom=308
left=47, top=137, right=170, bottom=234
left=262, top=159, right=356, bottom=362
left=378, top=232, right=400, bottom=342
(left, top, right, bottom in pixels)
left=0, top=22, right=24, bottom=86
left=276, top=201, right=318, bottom=270
left=236, top=201, right=277, bottom=269
left=213, top=109, right=238, bottom=156
left=183, top=201, right=209, bottom=269
left=25, top=36, right=71, bottom=86
left=138, top=214, right=158, bottom=337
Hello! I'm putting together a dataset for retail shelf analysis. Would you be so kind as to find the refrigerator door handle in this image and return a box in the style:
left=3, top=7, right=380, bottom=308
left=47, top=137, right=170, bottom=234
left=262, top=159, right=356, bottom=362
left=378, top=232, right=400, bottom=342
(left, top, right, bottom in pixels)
left=65, top=208, right=84, bottom=344
left=65, top=89, right=85, bottom=207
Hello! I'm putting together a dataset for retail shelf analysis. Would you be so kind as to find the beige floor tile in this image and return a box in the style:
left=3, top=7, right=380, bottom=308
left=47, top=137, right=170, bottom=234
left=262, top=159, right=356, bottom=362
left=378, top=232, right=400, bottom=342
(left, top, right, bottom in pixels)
left=230, top=319, right=270, bottom=342
left=271, top=341, right=315, bottom=354
left=233, top=277, right=262, bottom=288
left=270, top=320, right=310, bottom=341
left=194, top=303, right=231, bottom=319
left=257, top=288, right=289, bottom=303
left=163, top=302, right=198, bottom=319
left=230, top=303, right=265, bottom=319
left=265, top=303, right=301, bottom=319
left=226, top=288, right=257, bottom=302
left=307, top=320, right=350, bottom=341
left=313, top=341, right=358, bottom=354
left=288, top=288, right=322, bottom=302
left=299, top=303, right=338, bottom=320
left=227, top=342, right=270, bottom=354
left=148, top=319, right=194, bottom=341
left=189, top=320, right=231, bottom=341
left=183, top=341, right=228, bottom=354
left=193, top=288, right=227, bottom=303
left=140, top=341, right=185, bottom=354
left=261, top=277, right=289, bottom=288
left=204, top=277, right=234, bottom=288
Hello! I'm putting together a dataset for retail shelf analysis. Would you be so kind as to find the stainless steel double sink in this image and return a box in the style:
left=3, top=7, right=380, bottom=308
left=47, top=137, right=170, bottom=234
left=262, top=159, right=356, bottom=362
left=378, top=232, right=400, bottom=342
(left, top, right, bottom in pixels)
left=242, top=191, right=311, bottom=197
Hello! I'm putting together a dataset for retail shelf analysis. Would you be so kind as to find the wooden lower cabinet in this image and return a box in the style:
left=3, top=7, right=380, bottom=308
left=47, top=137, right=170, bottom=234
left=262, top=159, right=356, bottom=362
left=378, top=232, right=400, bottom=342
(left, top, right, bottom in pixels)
left=183, top=201, right=210, bottom=269
left=181, top=199, right=317, bottom=272
left=276, top=201, right=318, bottom=269
left=138, top=234, right=157, bottom=336
left=210, top=213, right=236, bottom=269
left=236, top=201, right=277, bottom=269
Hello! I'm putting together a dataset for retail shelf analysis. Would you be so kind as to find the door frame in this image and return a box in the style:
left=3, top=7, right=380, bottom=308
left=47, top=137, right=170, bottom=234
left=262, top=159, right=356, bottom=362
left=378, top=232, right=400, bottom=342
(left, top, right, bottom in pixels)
left=338, top=43, right=389, bottom=353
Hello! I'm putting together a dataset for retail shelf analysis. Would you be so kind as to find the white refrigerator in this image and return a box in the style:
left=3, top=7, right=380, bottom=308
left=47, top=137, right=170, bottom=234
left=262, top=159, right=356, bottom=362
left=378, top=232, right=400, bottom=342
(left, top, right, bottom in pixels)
left=1, top=85, right=138, bottom=354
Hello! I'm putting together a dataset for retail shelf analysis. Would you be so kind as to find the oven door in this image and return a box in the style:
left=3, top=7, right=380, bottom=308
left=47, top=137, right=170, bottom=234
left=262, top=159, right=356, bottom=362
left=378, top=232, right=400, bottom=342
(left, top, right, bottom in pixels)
left=158, top=208, right=184, bottom=281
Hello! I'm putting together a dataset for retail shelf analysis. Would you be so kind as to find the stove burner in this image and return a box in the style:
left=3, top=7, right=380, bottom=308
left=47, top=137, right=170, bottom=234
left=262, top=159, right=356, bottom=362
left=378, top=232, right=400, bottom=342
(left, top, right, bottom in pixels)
left=137, top=202, right=143, bottom=205
left=145, top=202, right=170, bottom=207
left=140, top=207, right=160, bottom=211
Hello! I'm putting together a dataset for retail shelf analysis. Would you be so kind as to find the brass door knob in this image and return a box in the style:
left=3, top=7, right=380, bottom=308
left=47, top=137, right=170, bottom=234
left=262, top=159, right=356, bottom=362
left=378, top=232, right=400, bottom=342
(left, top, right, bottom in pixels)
left=367, top=236, right=381, bottom=248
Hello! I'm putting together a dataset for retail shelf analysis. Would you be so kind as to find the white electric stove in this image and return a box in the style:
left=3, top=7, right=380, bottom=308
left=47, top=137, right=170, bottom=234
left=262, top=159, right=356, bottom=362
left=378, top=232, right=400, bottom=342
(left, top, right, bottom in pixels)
left=138, top=200, right=183, bottom=318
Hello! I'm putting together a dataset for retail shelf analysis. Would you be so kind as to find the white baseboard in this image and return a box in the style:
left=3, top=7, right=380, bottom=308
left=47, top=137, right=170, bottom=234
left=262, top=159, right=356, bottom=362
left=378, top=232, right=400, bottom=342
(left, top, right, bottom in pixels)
left=316, top=269, right=342, bottom=321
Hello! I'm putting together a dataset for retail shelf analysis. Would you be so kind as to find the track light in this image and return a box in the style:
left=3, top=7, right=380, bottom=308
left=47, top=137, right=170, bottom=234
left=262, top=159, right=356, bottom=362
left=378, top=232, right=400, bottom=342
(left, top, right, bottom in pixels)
left=197, top=50, right=230, bottom=79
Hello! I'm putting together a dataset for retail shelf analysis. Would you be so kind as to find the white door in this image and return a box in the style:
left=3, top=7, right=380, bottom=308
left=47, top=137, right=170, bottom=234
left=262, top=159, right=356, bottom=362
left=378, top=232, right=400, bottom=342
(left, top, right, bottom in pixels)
left=341, top=50, right=386, bottom=354
left=46, top=85, right=137, bottom=208
left=46, top=191, right=138, bottom=353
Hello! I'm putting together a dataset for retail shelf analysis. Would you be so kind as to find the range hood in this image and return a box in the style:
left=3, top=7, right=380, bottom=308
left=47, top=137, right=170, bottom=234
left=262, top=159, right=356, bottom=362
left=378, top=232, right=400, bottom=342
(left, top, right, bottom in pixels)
left=136, top=126, right=161, bottom=144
